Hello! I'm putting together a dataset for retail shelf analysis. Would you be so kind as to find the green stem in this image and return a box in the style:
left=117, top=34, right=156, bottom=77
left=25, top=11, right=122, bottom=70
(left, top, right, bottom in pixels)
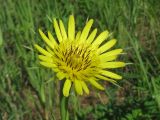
left=60, top=80, right=69, bottom=120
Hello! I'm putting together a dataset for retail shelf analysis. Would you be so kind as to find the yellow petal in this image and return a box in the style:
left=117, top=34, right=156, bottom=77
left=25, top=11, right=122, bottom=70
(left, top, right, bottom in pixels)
left=63, top=79, right=72, bottom=97
left=59, top=20, right=67, bottom=40
left=79, top=19, right=94, bottom=42
left=100, top=70, right=122, bottom=79
left=96, top=75, right=120, bottom=87
left=38, top=55, right=53, bottom=62
left=39, top=61, right=56, bottom=68
left=46, top=46, right=54, bottom=54
left=53, top=19, right=63, bottom=42
left=86, top=28, right=97, bottom=44
left=75, top=31, right=81, bottom=41
left=39, top=29, right=54, bottom=50
left=56, top=72, right=65, bottom=80
left=99, top=49, right=123, bottom=59
left=75, top=80, right=83, bottom=95
left=92, top=30, right=109, bottom=46
left=48, top=31, right=58, bottom=46
left=68, top=15, right=75, bottom=40
left=98, top=39, right=117, bottom=54
left=96, top=74, right=117, bottom=83
left=89, top=79, right=104, bottom=90
left=81, top=81, right=89, bottom=94
left=34, top=44, right=52, bottom=57
left=53, top=49, right=64, bottom=61
left=100, top=56, right=117, bottom=62
left=99, top=62, right=126, bottom=68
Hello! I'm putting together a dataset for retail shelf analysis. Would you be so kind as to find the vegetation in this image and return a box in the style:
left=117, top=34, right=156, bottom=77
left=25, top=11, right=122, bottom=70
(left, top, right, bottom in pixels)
left=0, top=0, right=160, bottom=119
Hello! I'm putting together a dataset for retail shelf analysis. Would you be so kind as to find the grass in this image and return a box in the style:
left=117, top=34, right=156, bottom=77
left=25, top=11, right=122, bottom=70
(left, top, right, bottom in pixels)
left=0, top=0, right=160, bottom=119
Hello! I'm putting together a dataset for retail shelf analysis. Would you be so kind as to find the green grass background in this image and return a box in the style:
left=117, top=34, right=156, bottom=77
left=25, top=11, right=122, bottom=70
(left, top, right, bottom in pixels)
left=0, top=0, right=160, bottom=120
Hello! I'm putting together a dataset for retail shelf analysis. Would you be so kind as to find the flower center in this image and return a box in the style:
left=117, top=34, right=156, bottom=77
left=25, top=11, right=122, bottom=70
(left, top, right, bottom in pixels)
left=64, top=45, right=91, bottom=71
left=53, top=40, right=100, bottom=79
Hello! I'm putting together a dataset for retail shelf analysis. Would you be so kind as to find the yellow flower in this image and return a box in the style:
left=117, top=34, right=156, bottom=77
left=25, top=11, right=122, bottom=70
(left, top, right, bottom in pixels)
left=34, top=15, right=125, bottom=97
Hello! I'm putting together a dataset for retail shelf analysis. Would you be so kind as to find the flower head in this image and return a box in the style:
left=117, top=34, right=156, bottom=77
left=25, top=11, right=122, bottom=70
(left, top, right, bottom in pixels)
left=35, top=15, right=125, bottom=97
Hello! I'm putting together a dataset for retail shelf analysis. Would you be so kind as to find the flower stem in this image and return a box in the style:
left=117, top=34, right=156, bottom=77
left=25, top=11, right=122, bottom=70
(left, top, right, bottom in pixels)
left=60, top=80, right=69, bottom=120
